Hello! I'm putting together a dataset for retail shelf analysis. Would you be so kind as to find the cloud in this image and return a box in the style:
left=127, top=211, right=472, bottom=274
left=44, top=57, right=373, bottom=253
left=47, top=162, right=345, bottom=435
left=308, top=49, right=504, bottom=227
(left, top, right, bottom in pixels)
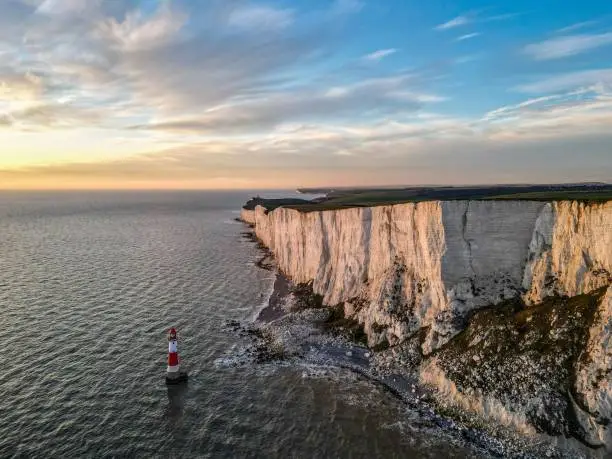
left=227, top=5, right=294, bottom=30
left=0, top=114, right=13, bottom=127
left=131, top=75, right=444, bottom=134
left=516, top=69, right=612, bottom=93
left=435, top=15, right=470, bottom=30
left=455, top=32, right=481, bottom=42
left=524, top=32, right=612, bottom=60
left=1, top=0, right=611, bottom=189
left=0, top=0, right=337, bottom=130
left=8, top=102, right=104, bottom=129
left=477, top=84, right=612, bottom=148
left=363, top=48, right=398, bottom=61
left=114, top=83, right=612, bottom=183
left=482, top=87, right=609, bottom=126
left=0, top=71, right=44, bottom=101
left=97, top=4, right=187, bottom=51
left=120, top=31, right=327, bottom=114
left=36, top=0, right=94, bottom=16
left=0, top=1, right=36, bottom=39
left=454, top=54, right=482, bottom=64
left=4, top=115, right=612, bottom=188
left=331, top=0, right=364, bottom=15
left=556, top=21, right=599, bottom=34
left=482, top=13, right=522, bottom=22
left=483, top=94, right=571, bottom=121
left=435, top=10, right=518, bottom=31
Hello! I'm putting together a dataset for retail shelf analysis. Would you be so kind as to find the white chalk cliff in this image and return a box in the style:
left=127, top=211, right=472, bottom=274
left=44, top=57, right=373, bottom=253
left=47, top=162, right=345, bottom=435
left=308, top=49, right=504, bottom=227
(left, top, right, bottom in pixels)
left=243, top=200, right=612, bottom=447
left=243, top=201, right=611, bottom=350
left=575, top=285, right=612, bottom=448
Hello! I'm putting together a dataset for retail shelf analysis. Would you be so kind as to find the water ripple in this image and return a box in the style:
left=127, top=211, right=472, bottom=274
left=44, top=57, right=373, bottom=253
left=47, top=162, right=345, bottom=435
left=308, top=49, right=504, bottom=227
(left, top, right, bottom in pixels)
left=0, top=192, right=476, bottom=458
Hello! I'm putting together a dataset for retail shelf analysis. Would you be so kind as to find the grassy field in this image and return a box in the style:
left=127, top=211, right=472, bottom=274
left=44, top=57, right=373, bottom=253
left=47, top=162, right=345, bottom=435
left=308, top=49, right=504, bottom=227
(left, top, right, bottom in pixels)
left=485, top=190, right=612, bottom=202
left=288, top=189, right=612, bottom=212
left=242, top=197, right=312, bottom=211
left=249, top=185, right=612, bottom=213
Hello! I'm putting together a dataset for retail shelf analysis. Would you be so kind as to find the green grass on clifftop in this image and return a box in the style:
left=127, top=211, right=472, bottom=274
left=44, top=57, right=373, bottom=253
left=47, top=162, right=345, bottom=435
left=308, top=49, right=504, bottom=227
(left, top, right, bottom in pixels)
left=247, top=185, right=612, bottom=213
left=485, top=190, right=612, bottom=202
left=287, top=189, right=612, bottom=212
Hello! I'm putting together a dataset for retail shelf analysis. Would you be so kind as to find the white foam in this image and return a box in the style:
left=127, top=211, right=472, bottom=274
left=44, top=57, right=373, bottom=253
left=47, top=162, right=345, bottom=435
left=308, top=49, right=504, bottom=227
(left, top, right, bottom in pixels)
left=248, top=272, right=278, bottom=322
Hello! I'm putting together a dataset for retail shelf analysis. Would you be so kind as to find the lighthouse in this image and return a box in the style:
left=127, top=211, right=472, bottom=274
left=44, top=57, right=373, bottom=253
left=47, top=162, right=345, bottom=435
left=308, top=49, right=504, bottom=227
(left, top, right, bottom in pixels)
left=166, top=327, right=188, bottom=384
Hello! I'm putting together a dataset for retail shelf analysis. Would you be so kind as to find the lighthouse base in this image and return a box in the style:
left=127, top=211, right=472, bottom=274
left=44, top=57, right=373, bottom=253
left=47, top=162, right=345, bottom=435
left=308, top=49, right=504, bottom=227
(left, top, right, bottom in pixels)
left=166, top=371, right=188, bottom=385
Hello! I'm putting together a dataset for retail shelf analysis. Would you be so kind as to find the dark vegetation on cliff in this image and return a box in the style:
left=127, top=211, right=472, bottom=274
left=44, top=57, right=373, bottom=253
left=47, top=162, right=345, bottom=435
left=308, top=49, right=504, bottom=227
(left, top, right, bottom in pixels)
left=239, top=207, right=611, bottom=456
left=287, top=278, right=610, bottom=449
left=270, top=259, right=610, bottom=448
left=242, top=196, right=314, bottom=212
left=245, top=184, right=612, bottom=213
left=290, top=282, right=369, bottom=346
left=432, top=287, right=609, bottom=447
left=239, top=219, right=609, bottom=456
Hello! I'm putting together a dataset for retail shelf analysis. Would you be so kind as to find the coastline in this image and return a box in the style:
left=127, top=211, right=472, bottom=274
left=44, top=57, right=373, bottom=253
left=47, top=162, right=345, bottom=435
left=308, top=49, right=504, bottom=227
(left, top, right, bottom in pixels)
left=235, top=213, right=601, bottom=459
left=241, top=226, right=292, bottom=323
left=257, top=273, right=291, bottom=322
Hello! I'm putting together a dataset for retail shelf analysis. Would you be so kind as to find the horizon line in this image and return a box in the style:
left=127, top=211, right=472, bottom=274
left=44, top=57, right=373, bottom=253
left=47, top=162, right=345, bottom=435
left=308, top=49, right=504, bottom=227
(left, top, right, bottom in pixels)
left=0, top=181, right=609, bottom=193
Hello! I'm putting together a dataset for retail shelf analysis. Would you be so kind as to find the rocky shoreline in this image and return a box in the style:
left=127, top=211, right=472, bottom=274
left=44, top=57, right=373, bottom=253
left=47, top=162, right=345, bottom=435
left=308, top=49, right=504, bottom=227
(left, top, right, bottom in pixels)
left=226, top=220, right=602, bottom=458
left=239, top=196, right=612, bottom=456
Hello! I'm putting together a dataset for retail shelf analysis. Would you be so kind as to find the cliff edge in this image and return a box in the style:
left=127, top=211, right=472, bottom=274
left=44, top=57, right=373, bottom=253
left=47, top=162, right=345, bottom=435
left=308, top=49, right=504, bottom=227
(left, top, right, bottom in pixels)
left=241, top=199, right=612, bottom=450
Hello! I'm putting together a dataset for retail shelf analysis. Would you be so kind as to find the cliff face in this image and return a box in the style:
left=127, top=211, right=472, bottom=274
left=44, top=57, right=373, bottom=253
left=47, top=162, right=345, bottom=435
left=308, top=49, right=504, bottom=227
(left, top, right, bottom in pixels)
left=240, top=208, right=256, bottom=226
left=244, top=199, right=612, bottom=447
left=575, top=285, right=612, bottom=447
left=246, top=201, right=611, bottom=353
left=523, top=202, right=612, bottom=305
left=420, top=286, right=611, bottom=447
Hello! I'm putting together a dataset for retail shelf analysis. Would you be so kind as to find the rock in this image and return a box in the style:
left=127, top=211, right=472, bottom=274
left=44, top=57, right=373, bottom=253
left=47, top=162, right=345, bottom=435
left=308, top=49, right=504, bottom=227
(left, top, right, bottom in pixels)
left=244, top=197, right=612, bottom=450
left=574, top=285, right=612, bottom=447
left=420, top=287, right=611, bottom=447
left=248, top=200, right=611, bottom=354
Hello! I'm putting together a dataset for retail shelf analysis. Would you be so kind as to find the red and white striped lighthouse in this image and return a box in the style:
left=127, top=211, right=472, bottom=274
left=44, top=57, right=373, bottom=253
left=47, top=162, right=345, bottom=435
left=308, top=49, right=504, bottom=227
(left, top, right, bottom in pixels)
left=166, top=327, right=187, bottom=384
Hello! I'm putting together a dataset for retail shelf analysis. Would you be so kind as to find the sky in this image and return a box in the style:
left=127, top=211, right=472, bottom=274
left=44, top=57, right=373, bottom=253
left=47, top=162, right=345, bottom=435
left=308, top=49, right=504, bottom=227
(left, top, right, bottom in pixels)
left=0, top=0, right=611, bottom=189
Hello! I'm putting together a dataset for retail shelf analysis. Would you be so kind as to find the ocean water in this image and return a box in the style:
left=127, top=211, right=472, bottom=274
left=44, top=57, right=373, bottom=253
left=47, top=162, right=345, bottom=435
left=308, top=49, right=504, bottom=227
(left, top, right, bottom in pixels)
left=0, top=191, right=475, bottom=458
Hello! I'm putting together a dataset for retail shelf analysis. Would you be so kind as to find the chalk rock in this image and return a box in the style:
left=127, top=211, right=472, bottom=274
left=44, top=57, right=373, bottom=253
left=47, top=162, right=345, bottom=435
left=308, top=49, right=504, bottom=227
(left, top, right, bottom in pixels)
left=249, top=201, right=612, bottom=353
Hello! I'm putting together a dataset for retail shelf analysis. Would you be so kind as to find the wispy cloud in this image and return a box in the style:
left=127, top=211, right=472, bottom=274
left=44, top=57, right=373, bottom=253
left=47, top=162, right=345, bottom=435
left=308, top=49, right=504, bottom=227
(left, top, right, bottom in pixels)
left=0, top=114, right=12, bottom=127
left=435, top=15, right=470, bottom=30
left=435, top=10, right=517, bottom=30
left=456, top=32, right=481, bottom=41
left=556, top=21, right=599, bottom=34
left=129, top=75, right=443, bottom=134
left=98, top=4, right=187, bottom=51
left=454, top=54, right=482, bottom=64
left=228, top=5, right=294, bottom=30
left=5, top=98, right=612, bottom=187
left=515, top=69, right=612, bottom=93
left=482, top=13, right=522, bottom=22
left=36, top=0, right=95, bottom=17
left=0, top=71, right=43, bottom=102
left=363, top=48, right=398, bottom=61
left=479, top=85, right=612, bottom=145
left=483, top=90, right=594, bottom=122
left=1, top=0, right=611, bottom=189
left=8, top=103, right=104, bottom=130
left=0, top=0, right=335, bottom=131
left=331, top=0, right=364, bottom=15
left=525, top=32, right=612, bottom=60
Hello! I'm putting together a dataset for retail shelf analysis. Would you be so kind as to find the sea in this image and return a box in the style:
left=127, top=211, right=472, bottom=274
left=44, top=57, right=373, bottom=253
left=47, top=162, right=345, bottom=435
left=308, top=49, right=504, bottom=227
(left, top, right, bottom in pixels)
left=0, top=190, right=485, bottom=458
